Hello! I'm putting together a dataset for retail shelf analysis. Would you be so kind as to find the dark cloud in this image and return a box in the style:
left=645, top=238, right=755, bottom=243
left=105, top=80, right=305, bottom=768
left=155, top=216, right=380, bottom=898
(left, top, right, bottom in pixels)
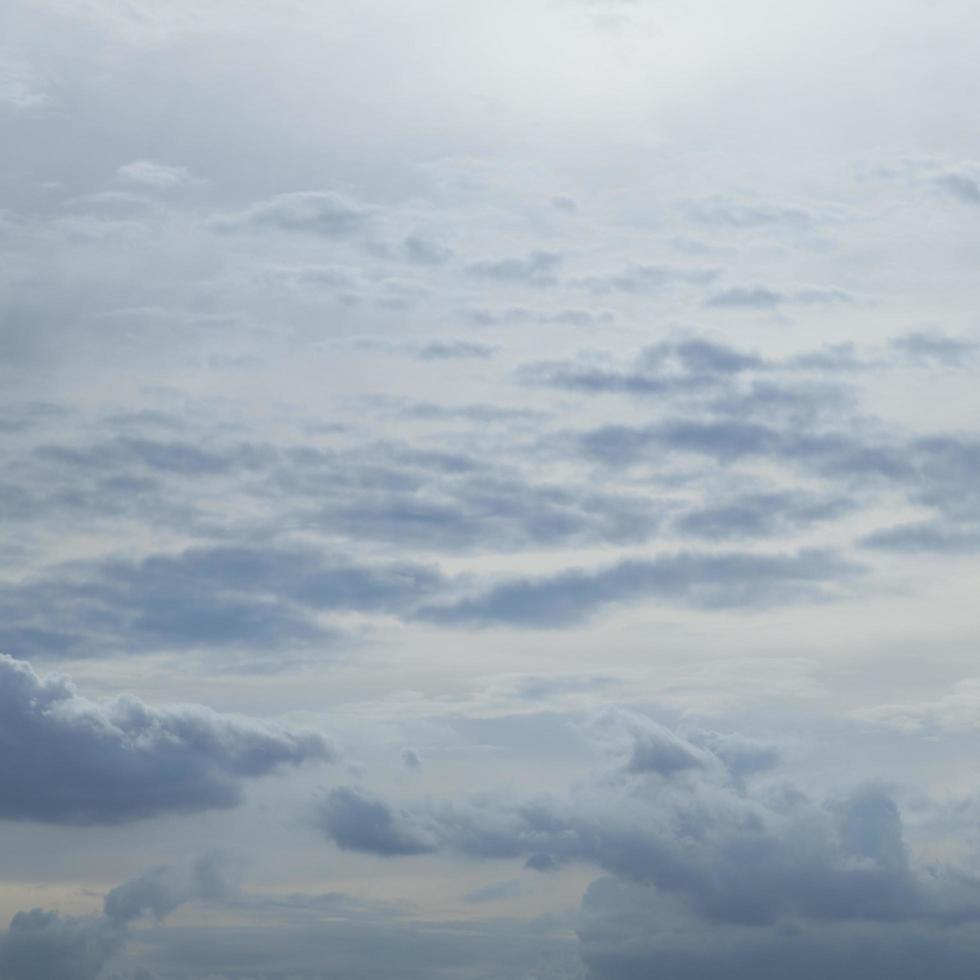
left=316, top=786, right=436, bottom=856
left=418, top=549, right=862, bottom=628
left=0, top=655, right=332, bottom=824
left=400, top=235, right=453, bottom=265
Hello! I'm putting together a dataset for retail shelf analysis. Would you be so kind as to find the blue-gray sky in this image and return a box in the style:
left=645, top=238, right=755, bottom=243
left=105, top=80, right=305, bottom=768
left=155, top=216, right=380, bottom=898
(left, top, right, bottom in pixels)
left=2, top=1, right=980, bottom=977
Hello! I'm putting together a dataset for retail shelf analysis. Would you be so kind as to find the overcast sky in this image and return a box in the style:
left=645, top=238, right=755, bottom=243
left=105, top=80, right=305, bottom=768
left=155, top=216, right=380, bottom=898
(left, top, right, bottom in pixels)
left=2, top=1, right=980, bottom=978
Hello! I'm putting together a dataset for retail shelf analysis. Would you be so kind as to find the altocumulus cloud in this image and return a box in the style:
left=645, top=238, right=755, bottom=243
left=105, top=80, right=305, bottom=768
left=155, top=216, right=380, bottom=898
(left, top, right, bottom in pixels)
left=0, top=655, right=333, bottom=824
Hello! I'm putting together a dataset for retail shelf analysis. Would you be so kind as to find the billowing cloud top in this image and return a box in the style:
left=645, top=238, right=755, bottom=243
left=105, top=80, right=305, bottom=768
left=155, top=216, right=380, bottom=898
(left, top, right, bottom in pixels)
left=0, top=655, right=333, bottom=824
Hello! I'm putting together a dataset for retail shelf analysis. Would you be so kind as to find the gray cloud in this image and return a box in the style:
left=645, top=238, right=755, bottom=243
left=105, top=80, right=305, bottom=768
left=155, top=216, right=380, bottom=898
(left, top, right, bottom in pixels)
left=574, top=264, right=718, bottom=295
left=684, top=199, right=814, bottom=229
left=705, top=286, right=784, bottom=309
left=467, top=251, right=563, bottom=287
left=464, top=305, right=613, bottom=328
left=578, top=875, right=980, bottom=980
left=0, top=655, right=332, bottom=824
left=0, top=909, right=123, bottom=980
left=0, top=855, right=234, bottom=980
left=892, top=331, right=979, bottom=366
left=401, top=234, right=453, bottom=265
left=0, top=544, right=445, bottom=661
left=220, top=190, right=374, bottom=236
left=933, top=172, right=980, bottom=206
left=116, top=160, right=194, bottom=189
left=416, top=340, right=496, bottom=360
left=673, top=491, right=853, bottom=540
left=316, top=786, right=436, bottom=856
left=316, top=713, right=980, bottom=938
left=418, top=550, right=862, bottom=628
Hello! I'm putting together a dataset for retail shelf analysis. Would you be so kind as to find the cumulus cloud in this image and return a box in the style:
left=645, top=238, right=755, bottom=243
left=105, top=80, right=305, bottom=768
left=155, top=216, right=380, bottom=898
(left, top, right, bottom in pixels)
left=0, top=655, right=332, bottom=824
left=315, top=711, right=980, bottom=969
left=0, top=855, right=233, bottom=980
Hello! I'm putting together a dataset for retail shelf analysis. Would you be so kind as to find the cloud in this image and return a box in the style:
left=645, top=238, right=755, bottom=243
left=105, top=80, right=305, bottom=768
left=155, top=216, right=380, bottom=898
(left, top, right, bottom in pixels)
left=684, top=199, right=813, bottom=229
left=0, top=655, right=332, bottom=824
left=418, top=549, right=862, bottom=628
left=0, top=855, right=233, bottom=980
left=103, top=853, right=237, bottom=924
left=578, top=875, right=980, bottom=980
left=704, top=287, right=851, bottom=309
left=673, top=491, right=853, bottom=540
left=116, top=161, right=195, bottom=189
left=464, top=306, right=612, bottom=327
left=315, top=713, right=980, bottom=944
left=220, top=191, right=374, bottom=236
left=0, top=909, right=124, bottom=980
left=858, top=679, right=980, bottom=734
left=400, top=235, right=453, bottom=265
left=316, top=786, right=436, bottom=856
left=520, top=338, right=763, bottom=398
left=892, top=331, right=979, bottom=366
left=705, top=286, right=784, bottom=309
left=416, top=340, right=495, bottom=360
left=467, top=251, right=563, bottom=286
left=0, top=56, right=50, bottom=113
left=574, top=264, right=718, bottom=295
left=861, top=521, right=980, bottom=554
left=933, top=172, right=980, bottom=205
left=0, top=544, right=445, bottom=661
left=464, top=879, right=526, bottom=904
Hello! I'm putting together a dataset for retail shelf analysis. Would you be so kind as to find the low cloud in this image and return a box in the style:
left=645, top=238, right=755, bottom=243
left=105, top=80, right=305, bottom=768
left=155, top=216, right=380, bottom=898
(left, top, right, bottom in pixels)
left=0, top=655, right=332, bottom=825
left=0, top=854, right=233, bottom=980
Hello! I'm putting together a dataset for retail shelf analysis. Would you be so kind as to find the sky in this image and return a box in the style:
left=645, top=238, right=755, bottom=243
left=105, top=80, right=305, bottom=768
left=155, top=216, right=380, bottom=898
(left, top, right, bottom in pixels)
left=2, top=0, right=980, bottom=977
